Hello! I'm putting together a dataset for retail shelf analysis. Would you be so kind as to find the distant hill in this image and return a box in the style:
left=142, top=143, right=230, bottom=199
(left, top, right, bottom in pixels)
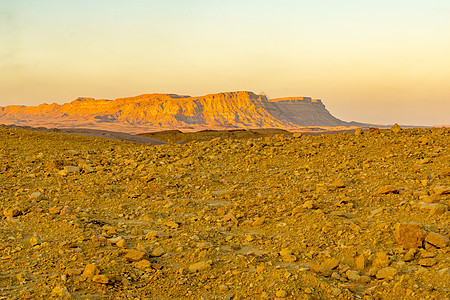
left=0, top=91, right=361, bottom=133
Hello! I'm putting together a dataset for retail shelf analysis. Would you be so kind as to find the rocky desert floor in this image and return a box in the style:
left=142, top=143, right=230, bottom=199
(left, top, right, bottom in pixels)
left=0, top=126, right=449, bottom=299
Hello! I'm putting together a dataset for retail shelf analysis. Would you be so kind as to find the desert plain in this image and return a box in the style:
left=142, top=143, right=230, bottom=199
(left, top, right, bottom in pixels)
left=0, top=125, right=449, bottom=299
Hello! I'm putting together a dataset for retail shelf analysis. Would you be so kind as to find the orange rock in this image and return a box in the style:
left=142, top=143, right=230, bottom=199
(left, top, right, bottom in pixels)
left=425, top=232, right=449, bottom=248
left=394, top=223, right=425, bottom=249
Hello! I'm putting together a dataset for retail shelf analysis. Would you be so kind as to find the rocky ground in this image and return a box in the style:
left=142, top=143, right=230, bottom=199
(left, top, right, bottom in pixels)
left=0, top=125, right=449, bottom=299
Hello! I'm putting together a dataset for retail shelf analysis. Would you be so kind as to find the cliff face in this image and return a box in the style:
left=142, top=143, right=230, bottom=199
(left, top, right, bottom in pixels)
left=0, top=91, right=349, bottom=132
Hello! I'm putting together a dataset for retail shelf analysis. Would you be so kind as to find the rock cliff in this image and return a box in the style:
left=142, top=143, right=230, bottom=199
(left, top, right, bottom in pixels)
left=0, top=91, right=351, bottom=133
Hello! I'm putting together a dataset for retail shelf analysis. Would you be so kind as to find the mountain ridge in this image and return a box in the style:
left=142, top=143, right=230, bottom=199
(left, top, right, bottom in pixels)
left=0, top=91, right=355, bottom=133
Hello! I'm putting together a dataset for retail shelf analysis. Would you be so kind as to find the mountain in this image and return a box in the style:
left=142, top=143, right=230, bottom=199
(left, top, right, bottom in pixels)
left=0, top=91, right=354, bottom=133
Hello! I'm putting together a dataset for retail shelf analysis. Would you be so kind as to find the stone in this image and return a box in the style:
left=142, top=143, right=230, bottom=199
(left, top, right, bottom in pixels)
left=145, top=231, right=158, bottom=239
left=92, top=275, right=110, bottom=284
left=30, top=233, right=42, bottom=246
left=356, top=254, right=365, bottom=270
left=3, top=208, right=22, bottom=217
left=60, top=205, right=71, bottom=215
left=403, top=248, right=417, bottom=262
left=82, top=264, right=99, bottom=277
left=425, top=232, right=449, bottom=248
left=151, top=246, right=165, bottom=257
left=276, top=290, right=287, bottom=298
left=394, top=223, right=425, bottom=249
left=418, top=258, right=437, bottom=267
left=433, top=186, right=450, bottom=195
left=309, top=264, right=332, bottom=277
left=390, top=123, right=402, bottom=134
left=302, top=200, right=318, bottom=209
left=346, top=270, right=360, bottom=281
left=108, top=236, right=123, bottom=243
left=330, top=180, right=346, bottom=188
left=188, top=260, right=212, bottom=272
left=372, top=252, right=390, bottom=268
left=376, top=267, right=397, bottom=280
left=282, top=254, right=297, bottom=263
left=49, top=207, right=61, bottom=214
left=378, top=185, right=399, bottom=194
left=252, top=216, right=265, bottom=226
left=30, top=191, right=42, bottom=199
left=116, top=239, right=126, bottom=248
left=322, top=258, right=340, bottom=270
left=51, top=285, right=72, bottom=298
left=124, top=250, right=146, bottom=262
left=165, top=221, right=180, bottom=229
left=430, top=203, right=448, bottom=215
left=279, top=248, right=292, bottom=257
left=134, top=259, right=151, bottom=270
left=59, top=166, right=80, bottom=175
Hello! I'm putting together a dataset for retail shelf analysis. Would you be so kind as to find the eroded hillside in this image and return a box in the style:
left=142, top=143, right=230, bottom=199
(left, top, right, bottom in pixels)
left=0, top=92, right=352, bottom=133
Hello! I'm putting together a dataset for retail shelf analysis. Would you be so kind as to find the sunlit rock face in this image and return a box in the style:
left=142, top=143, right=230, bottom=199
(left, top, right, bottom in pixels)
left=0, top=91, right=350, bottom=132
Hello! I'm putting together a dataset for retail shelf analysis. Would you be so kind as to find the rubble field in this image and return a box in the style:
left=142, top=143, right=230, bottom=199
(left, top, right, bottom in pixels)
left=0, top=125, right=449, bottom=299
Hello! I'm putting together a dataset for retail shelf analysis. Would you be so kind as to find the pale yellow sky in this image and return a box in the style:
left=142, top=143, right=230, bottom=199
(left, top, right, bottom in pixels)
left=1, top=0, right=449, bottom=125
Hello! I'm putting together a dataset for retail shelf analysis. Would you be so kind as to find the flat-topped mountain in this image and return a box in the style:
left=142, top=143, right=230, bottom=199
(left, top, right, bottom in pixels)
left=0, top=91, right=353, bottom=133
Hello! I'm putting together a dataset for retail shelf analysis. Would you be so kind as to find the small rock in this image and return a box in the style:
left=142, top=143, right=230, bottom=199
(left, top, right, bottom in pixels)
left=302, top=200, right=318, bottom=209
left=59, top=166, right=80, bottom=175
left=134, top=259, right=151, bottom=270
left=354, top=128, right=363, bottom=136
left=30, top=192, right=42, bottom=200
left=376, top=267, right=397, bottom=280
left=51, top=285, right=72, bottom=298
left=403, top=248, right=417, bottom=262
left=418, top=258, right=437, bottom=267
left=188, top=260, right=212, bottom=272
left=390, top=123, right=402, bottom=134
left=108, top=236, right=123, bottom=243
left=60, top=205, right=71, bottom=215
left=378, top=185, right=399, bottom=194
left=346, top=270, right=360, bottom=281
left=164, top=221, right=180, bottom=229
left=252, top=216, right=265, bottom=226
left=3, top=208, right=22, bottom=217
left=309, top=264, right=332, bottom=277
left=151, top=246, right=165, bottom=257
left=430, top=203, right=448, bottom=216
left=275, top=290, right=287, bottom=298
left=433, top=185, right=450, bottom=195
left=356, top=254, right=365, bottom=270
left=30, top=233, right=42, bottom=246
left=282, top=254, right=297, bottom=263
left=330, top=180, right=346, bottom=188
left=124, top=250, right=146, bottom=262
left=279, top=248, right=292, bottom=257
left=49, top=207, right=61, bottom=214
left=322, top=258, right=340, bottom=270
left=82, top=264, right=99, bottom=277
left=92, top=275, right=110, bottom=284
left=425, top=232, right=449, bottom=248
left=145, top=231, right=158, bottom=239
left=394, top=223, right=425, bottom=249
left=372, top=252, right=390, bottom=268
left=116, top=239, right=126, bottom=248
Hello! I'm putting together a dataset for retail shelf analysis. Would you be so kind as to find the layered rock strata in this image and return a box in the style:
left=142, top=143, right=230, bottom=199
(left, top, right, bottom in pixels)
left=0, top=91, right=350, bottom=132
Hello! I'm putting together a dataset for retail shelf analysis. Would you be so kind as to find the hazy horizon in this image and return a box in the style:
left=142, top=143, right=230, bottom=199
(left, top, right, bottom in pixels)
left=1, top=0, right=449, bottom=126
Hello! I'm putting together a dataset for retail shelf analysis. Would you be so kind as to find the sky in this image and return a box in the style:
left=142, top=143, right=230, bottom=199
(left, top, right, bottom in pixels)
left=1, top=0, right=449, bottom=125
